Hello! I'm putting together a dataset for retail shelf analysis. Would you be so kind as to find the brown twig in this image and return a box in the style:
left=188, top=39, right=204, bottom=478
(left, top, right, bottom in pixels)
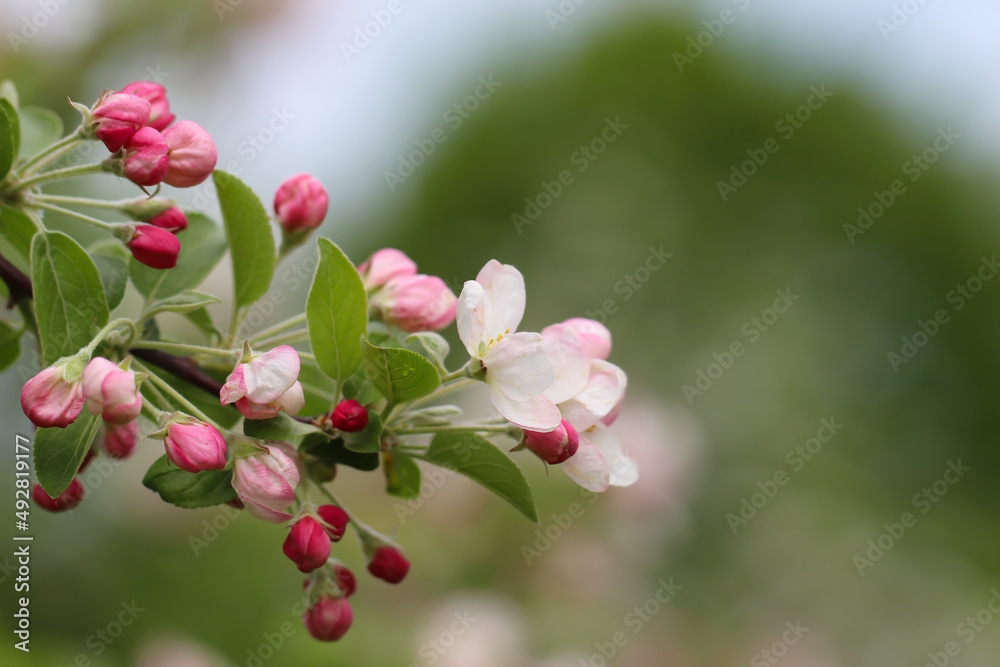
left=0, top=254, right=32, bottom=307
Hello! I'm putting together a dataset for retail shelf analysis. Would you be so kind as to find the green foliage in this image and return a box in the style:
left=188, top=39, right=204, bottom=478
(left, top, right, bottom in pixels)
left=0, top=98, right=19, bottom=180
left=213, top=170, right=275, bottom=314
left=142, top=290, right=220, bottom=319
left=384, top=452, right=422, bottom=499
left=17, top=106, right=62, bottom=159
left=0, top=319, right=21, bottom=373
left=307, top=238, right=367, bottom=384
left=34, top=413, right=101, bottom=497
left=0, top=203, right=37, bottom=271
left=361, top=339, right=441, bottom=405
left=341, top=413, right=382, bottom=453
left=129, top=212, right=227, bottom=300
left=142, top=455, right=237, bottom=508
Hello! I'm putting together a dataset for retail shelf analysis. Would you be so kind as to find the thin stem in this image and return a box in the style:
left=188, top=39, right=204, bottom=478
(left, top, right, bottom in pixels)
left=18, top=130, right=84, bottom=176
left=133, top=359, right=221, bottom=429
left=83, top=317, right=137, bottom=356
left=14, top=162, right=107, bottom=191
left=409, top=377, right=477, bottom=409
left=31, top=201, right=117, bottom=232
left=440, top=364, right=471, bottom=383
left=247, top=313, right=307, bottom=345
left=141, top=395, right=170, bottom=423
left=132, top=340, right=241, bottom=360
left=32, top=193, right=129, bottom=211
left=254, top=329, right=310, bottom=348
left=141, top=375, right=172, bottom=413
left=391, top=423, right=515, bottom=436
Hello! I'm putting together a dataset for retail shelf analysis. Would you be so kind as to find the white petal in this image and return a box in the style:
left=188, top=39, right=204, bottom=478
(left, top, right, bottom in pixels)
left=588, top=424, right=638, bottom=487
left=488, top=385, right=561, bottom=431
left=560, top=360, right=627, bottom=432
left=276, top=381, right=305, bottom=415
left=485, top=332, right=553, bottom=401
left=219, top=364, right=246, bottom=405
left=476, top=260, right=526, bottom=336
left=562, top=436, right=610, bottom=492
left=244, top=346, right=300, bottom=403
left=456, top=280, right=488, bottom=357
left=541, top=336, right=590, bottom=404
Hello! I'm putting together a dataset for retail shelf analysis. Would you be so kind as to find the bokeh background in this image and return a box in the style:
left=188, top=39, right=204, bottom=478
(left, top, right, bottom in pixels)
left=3, top=0, right=1000, bottom=665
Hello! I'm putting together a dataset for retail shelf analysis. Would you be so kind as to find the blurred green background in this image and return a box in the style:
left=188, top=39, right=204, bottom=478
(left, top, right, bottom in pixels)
left=3, top=0, right=1000, bottom=665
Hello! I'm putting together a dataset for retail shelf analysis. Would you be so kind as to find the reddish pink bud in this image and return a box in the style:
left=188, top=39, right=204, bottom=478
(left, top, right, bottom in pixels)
left=82, top=357, right=143, bottom=425
left=91, top=93, right=151, bottom=152
left=330, top=400, right=368, bottom=433
left=162, top=121, right=217, bottom=187
left=164, top=419, right=227, bottom=473
left=367, top=545, right=410, bottom=584
left=123, top=127, right=170, bottom=186
left=283, top=516, right=332, bottom=573
left=524, top=419, right=579, bottom=465
left=303, top=596, right=353, bottom=642
left=127, top=224, right=180, bottom=269
left=357, top=248, right=417, bottom=290
left=32, top=479, right=84, bottom=512
left=316, top=504, right=349, bottom=541
left=103, top=421, right=139, bottom=459
left=541, top=318, right=612, bottom=361
left=371, top=274, right=457, bottom=332
left=232, top=444, right=300, bottom=523
left=146, top=206, right=188, bottom=232
left=21, top=364, right=85, bottom=428
left=333, top=565, right=357, bottom=597
left=120, top=81, right=175, bottom=131
left=274, top=173, right=328, bottom=234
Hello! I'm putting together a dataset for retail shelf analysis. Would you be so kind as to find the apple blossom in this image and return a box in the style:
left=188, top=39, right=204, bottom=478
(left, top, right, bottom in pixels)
left=542, top=317, right=612, bottom=361
left=357, top=248, right=417, bottom=289
left=32, top=479, right=84, bottom=512
left=90, top=92, right=151, bottom=152
left=563, top=423, right=639, bottom=492
left=457, top=260, right=561, bottom=431
left=82, top=357, right=143, bottom=425
left=524, top=419, right=579, bottom=465
left=274, top=173, right=328, bottom=234
left=370, top=274, right=457, bottom=332
left=127, top=224, right=180, bottom=269
left=283, top=515, right=332, bottom=573
left=20, top=362, right=86, bottom=428
left=232, top=444, right=301, bottom=523
left=164, top=418, right=228, bottom=473
left=220, top=345, right=304, bottom=419
left=122, top=127, right=170, bottom=186
left=330, top=400, right=368, bottom=433
left=162, top=120, right=217, bottom=187
left=304, top=596, right=353, bottom=641
left=367, top=545, right=410, bottom=584
left=146, top=205, right=188, bottom=232
left=103, top=421, right=140, bottom=459
left=333, top=564, right=357, bottom=597
left=120, top=81, right=175, bottom=131
left=317, top=504, right=350, bottom=541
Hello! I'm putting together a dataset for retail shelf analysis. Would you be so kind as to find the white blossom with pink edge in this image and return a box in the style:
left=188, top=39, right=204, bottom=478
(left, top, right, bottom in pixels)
left=457, top=260, right=561, bottom=432
left=232, top=443, right=301, bottom=523
left=220, top=345, right=304, bottom=419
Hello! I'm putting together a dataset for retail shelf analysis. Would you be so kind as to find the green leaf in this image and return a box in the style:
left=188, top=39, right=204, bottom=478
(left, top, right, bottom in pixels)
left=0, top=319, right=22, bottom=373
left=182, top=307, right=222, bottom=345
left=243, top=413, right=329, bottom=450
left=342, top=413, right=382, bottom=453
left=91, top=254, right=128, bottom=311
left=18, top=106, right=63, bottom=159
left=213, top=170, right=275, bottom=314
left=31, top=231, right=109, bottom=365
left=34, top=413, right=102, bottom=498
left=385, top=453, right=422, bottom=499
left=129, top=213, right=226, bottom=300
left=142, top=455, right=237, bottom=509
left=418, top=431, right=538, bottom=523
left=361, top=339, right=441, bottom=405
left=342, top=364, right=384, bottom=406
left=0, top=204, right=37, bottom=272
left=298, top=361, right=338, bottom=416
left=307, top=238, right=368, bottom=384
left=143, top=290, right=220, bottom=319
left=302, top=437, right=380, bottom=472
left=0, top=98, right=20, bottom=180
left=404, top=332, right=451, bottom=370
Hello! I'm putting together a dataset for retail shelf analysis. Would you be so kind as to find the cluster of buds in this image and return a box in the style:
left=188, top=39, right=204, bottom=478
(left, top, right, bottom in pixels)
left=360, top=248, right=458, bottom=332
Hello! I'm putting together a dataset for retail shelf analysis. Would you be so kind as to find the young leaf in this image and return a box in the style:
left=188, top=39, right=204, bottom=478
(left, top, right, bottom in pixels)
left=91, top=254, right=128, bottom=311
left=34, top=413, right=102, bottom=498
left=361, top=339, right=441, bottom=405
left=182, top=307, right=222, bottom=344
left=418, top=431, right=538, bottom=523
left=342, top=413, right=382, bottom=453
left=243, top=413, right=328, bottom=450
left=404, top=332, right=451, bottom=370
left=31, top=231, right=110, bottom=365
left=0, top=97, right=20, bottom=180
left=213, top=170, right=276, bottom=314
left=18, top=106, right=63, bottom=159
left=0, top=319, right=22, bottom=373
left=129, top=213, right=227, bottom=300
left=143, top=290, right=220, bottom=319
left=142, top=455, right=237, bottom=509
left=342, top=365, right=384, bottom=406
left=384, top=452, right=422, bottom=499
left=302, top=437, right=380, bottom=472
left=307, top=238, right=367, bottom=384
left=0, top=204, right=38, bottom=271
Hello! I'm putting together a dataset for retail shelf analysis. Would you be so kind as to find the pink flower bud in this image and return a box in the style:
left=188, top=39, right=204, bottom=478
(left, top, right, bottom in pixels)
left=316, top=504, right=349, bottom=541
left=122, top=127, right=170, bottom=186
left=147, top=206, right=188, bottom=232
left=357, top=248, right=417, bottom=289
left=367, top=545, right=410, bottom=584
left=127, top=224, right=180, bottom=269
left=524, top=419, right=579, bottom=465
left=283, top=516, right=332, bottom=573
left=81, top=357, right=143, bottom=425
left=32, top=479, right=84, bottom=512
left=371, top=274, right=457, bottom=332
left=542, top=318, right=612, bottom=361
left=120, top=81, right=175, bottom=131
left=232, top=444, right=300, bottom=523
left=20, top=364, right=85, bottom=428
left=330, top=400, right=368, bottom=433
left=164, top=419, right=227, bottom=473
left=91, top=93, right=151, bottom=152
left=103, top=421, right=139, bottom=459
left=303, top=596, right=353, bottom=642
left=162, top=120, right=217, bottom=187
left=333, top=565, right=357, bottom=597
left=274, top=173, right=329, bottom=234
